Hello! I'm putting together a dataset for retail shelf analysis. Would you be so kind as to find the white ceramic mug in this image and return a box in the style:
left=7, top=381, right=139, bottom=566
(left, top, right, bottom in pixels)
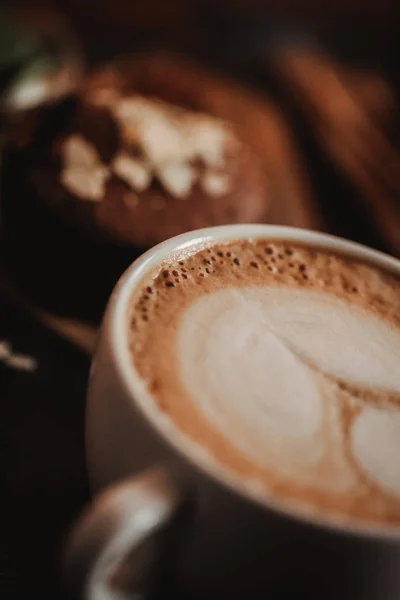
left=65, top=225, right=400, bottom=600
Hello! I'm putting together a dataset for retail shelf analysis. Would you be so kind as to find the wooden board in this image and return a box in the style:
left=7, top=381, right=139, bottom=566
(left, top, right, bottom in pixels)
left=270, top=45, right=400, bottom=257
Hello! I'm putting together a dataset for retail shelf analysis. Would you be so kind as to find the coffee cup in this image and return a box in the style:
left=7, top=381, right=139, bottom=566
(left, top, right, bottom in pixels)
left=65, top=224, right=400, bottom=600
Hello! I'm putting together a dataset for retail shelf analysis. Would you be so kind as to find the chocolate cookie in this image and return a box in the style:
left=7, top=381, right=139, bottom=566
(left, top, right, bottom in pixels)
left=1, top=53, right=269, bottom=321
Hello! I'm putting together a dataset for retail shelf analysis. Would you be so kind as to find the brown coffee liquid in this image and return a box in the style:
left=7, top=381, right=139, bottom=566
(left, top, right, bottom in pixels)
left=128, top=239, right=400, bottom=527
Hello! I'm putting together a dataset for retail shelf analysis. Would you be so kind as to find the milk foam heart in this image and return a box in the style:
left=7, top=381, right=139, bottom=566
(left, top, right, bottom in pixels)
left=178, top=293, right=325, bottom=479
left=179, top=286, right=400, bottom=394
left=129, top=239, right=400, bottom=525
left=177, top=286, right=400, bottom=493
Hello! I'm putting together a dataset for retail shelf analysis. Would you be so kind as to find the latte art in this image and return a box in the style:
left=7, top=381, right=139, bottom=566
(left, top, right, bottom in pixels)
left=128, top=239, right=400, bottom=526
left=178, top=288, right=400, bottom=494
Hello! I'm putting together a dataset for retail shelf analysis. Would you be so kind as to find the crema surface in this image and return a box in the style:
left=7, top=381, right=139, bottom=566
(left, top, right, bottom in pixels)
left=128, top=239, right=400, bottom=526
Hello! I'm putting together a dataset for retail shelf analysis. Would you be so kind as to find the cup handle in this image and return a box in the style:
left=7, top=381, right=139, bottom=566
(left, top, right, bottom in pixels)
left=63, top=467, right=185, bottom=600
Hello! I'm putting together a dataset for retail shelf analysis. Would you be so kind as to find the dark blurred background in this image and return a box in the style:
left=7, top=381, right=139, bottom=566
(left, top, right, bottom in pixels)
left=2, top=0, right=400, bottom=252
left=1, top=2, right=400, bottom=600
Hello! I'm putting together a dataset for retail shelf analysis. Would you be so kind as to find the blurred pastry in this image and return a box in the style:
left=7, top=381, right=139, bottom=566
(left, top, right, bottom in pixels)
left=1, top=52, right=270, bottom=321
left=17, top=59, right=267, bottom=247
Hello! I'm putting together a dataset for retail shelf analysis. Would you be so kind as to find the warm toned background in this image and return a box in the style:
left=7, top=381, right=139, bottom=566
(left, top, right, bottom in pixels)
left=2, top=2, right=400, bottom=600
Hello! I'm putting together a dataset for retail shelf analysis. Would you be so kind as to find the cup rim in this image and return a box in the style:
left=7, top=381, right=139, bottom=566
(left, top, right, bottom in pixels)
left=106, top=224, right=400, bottom=541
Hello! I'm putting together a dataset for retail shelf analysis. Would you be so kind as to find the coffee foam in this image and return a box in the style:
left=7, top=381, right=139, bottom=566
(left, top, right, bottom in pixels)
left=128, top=239, right=400, bottom=526
left=352, top=409, right=400, bottom=496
